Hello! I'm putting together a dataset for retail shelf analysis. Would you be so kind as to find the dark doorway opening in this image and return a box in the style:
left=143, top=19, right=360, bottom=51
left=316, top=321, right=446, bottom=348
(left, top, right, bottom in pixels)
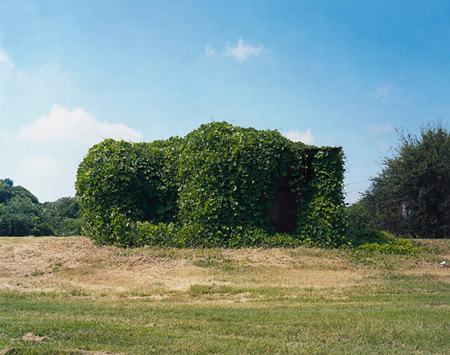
left=268, top=147, right=342, bottom=234
left=268, top=168, right=299, bottom=233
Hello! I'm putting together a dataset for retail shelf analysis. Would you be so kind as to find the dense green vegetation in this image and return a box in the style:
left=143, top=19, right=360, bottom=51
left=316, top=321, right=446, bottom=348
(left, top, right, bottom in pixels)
left=0, top=179, right=81, bottom=237
left=348, top=124, right=450, bottom=239
left=76, top=122, right=346, bottom=248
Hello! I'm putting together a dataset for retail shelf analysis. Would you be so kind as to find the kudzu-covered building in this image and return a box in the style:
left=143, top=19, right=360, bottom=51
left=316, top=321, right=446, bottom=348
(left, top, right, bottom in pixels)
left=76, top=122, right=346, bottom=247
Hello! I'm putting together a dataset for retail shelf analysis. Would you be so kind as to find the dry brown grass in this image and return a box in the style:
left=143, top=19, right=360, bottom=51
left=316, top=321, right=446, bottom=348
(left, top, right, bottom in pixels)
left=1, top=236, right=449, bottom=300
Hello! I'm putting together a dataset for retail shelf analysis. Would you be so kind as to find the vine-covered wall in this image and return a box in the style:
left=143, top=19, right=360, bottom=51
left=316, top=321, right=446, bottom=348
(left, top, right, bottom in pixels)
left=293, top=149, right=347, bottom=247
left=75, top=122, right=346, bottom=247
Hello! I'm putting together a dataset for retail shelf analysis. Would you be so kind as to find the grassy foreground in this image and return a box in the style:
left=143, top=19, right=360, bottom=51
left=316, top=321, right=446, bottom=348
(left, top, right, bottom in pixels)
left=0, top=237, right=449, bottom=354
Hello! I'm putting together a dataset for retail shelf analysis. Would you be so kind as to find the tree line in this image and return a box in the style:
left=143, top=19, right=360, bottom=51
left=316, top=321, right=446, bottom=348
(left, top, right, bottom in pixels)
left=0, top=178, right=82, bottom=236
left=347, top=124, right=449, bottom=239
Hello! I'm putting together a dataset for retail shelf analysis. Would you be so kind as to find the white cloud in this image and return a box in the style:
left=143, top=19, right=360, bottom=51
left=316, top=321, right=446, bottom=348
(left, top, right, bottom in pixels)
left=283, top=129, right=316, bottom=145
left=11, top=104, right=144, bottom=201
left=19, top=104, right=143, bottom=147
left=1, top=52, right=144, bottom=202
left=225, top=38, right=266, bottom=62
left=205, top=45, right=216, bottom=57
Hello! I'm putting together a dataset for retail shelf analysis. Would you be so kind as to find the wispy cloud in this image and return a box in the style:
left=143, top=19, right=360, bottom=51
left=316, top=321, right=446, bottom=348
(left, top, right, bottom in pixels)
left=366, top=124, right=393, bottom=149
left=283, top=129, right=316, bottom=145
left=376, top=84, right=393, bottom=103
left=0, top=48, right=14, bottom=72
left=376, top=138, right=391, bottom=150
left=205, top=45, right=216, bottom=57
left=225, top=38, right=266, bottom=62
left=0, top=51, right=10, bottom=63
left=368, top=124, right=392, bottom=134
left=372, top=75, right=404, bottom=104
left=19, top=104, right=143, bottom=147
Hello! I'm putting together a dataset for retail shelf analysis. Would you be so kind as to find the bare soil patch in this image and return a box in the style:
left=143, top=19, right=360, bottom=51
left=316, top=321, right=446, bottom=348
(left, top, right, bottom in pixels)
left=20, top=332, right=48, bottom=342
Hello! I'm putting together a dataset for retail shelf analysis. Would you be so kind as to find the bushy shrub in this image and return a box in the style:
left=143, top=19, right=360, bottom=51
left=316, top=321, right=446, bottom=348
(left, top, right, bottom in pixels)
left=345, top=200, right=374, bottom=231
left=346, top=228, right=393, bottom=247
left=347, top=229, right=422, bottom=256
left=358, top=237, right=421, bottom=256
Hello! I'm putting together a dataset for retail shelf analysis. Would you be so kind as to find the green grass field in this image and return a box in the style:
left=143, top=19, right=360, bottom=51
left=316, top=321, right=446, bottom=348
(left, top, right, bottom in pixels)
left=0, top=237, right=449, bottom=354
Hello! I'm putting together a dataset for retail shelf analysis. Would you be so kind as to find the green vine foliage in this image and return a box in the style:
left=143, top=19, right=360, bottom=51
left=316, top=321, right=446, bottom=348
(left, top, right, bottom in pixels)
left=75, top=138, right=180, bottom=245
left=177, top=122, right=298, bottom=246
left=293, top=149, right=347, bottom=247
left=75, top=122, right=347, bottom=248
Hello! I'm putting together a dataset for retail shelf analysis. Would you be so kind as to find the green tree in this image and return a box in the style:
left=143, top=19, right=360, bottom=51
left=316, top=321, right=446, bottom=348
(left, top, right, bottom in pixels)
left=357, top=124, right=450, bottom=238
left=0, top=179, right=12, bottom=204
left=0, top=179, right=84, bottom=237
left=42, top=197, right=82, bottom=236
left=0, top=179, right=52, bottom=236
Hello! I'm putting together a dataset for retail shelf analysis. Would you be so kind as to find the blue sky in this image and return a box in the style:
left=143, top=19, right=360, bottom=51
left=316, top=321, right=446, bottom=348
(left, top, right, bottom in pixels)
left=1, top=0, right=449, bottom=203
